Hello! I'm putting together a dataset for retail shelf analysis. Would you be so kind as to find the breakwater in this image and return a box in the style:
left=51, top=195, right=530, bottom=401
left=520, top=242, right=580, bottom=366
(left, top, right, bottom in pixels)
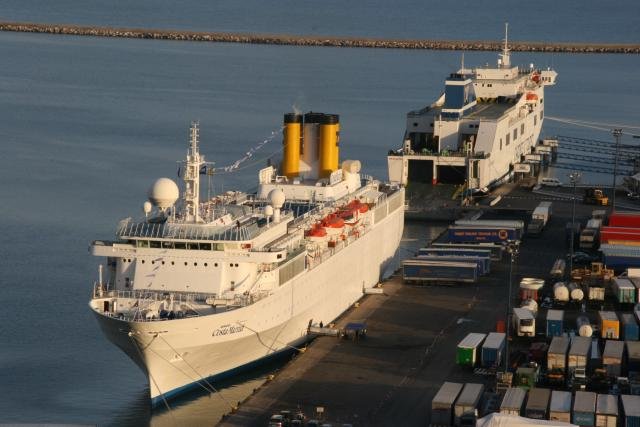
left=1, top=22, right=639, bottom=53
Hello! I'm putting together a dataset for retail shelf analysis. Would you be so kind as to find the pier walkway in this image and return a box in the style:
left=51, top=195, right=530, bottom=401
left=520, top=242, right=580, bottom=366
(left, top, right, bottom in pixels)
left=1, top=22, right=639, bottom=54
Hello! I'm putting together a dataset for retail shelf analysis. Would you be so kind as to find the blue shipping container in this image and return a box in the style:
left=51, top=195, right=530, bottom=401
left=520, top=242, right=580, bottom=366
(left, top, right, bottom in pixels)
left=602, top=254, right=640, bottom=270
left=621, top=313, right=640, bottom=341
left=572, top=412, right=595, bottom=426
left=481, top=332, right=506, bottom=368
left=416, top=255, right=490, bottom=275
left=547, top=310, right=564, bottom=338
left=402, top=259, right=478, bottom=283
left=448, top=226, right=519, bottom=243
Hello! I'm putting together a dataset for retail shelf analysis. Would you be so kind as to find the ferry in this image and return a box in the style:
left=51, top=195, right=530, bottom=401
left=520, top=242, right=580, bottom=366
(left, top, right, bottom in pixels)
left=89, top=112, right=404, bottom=405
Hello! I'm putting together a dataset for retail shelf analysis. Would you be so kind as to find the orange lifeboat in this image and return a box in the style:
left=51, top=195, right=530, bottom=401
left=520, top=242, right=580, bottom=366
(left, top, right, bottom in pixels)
left=526, top=92, right=538, bottom=101
left=305, top=224, right=327, bottom=238
left=321, top=214, right=345, bottom=229
left=531, top=72, right=540, bottom=83
left=347, top=199, right=369, bottom=213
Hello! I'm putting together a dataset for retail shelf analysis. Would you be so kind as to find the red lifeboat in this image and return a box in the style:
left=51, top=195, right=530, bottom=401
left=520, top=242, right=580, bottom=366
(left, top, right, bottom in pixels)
left=347, top=199, right=369, bottom=213
left=321, top=214, right=345, bottom=229
left=526, top=92, right=538, bottom=101
left=531, top=72, right=540, bottom=83
left=305, top=224, right=327, bottom=238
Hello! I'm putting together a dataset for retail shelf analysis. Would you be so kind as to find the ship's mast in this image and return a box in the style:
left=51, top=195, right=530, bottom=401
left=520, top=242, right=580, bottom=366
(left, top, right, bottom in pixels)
left=183, top=121, right=204, bottom=223
left=499, top=22, right=511, bottom=68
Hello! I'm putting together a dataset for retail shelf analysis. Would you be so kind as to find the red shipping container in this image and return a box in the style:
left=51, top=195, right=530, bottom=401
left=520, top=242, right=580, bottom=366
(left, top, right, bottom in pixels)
left=601, top=226, right=640, bottom=233
left=520, top=288, right=539, bottom=301
left=609, top=213, right=640, bottom=227
left=601, top=230, right=640, bottom=243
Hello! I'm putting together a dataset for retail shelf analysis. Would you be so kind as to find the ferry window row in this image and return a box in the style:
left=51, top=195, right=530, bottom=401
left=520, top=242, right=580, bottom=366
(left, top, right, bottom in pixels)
left=134, top=240, right=244, bottom=251
left=120, top=258, right=223, bottom=267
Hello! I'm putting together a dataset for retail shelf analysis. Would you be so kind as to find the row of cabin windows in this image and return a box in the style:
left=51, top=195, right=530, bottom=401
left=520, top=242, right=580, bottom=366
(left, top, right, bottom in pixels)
left=135, top=240, right=236, bottom=251
left=499, top=123, right=528, bottom=150
left=121, top=258, right=241, bottom=268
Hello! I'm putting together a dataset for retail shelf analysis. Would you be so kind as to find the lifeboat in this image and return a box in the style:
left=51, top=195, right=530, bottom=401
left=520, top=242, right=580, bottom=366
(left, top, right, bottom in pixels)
left=526, top=92, right=538, bottom=102
left=320, top=213, right=345, bottom=235
left=347, top=199, right=369, bottom=213
left=531, top=72, right=540, bottom=83
left=305, top=223, right=327, bottom=238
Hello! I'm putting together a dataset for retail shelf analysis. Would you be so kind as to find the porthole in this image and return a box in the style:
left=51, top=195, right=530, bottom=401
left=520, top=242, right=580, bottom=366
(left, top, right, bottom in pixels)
left=235, top=263, right=239, bottom=267
left=161, top=261, right=165, bottom=265
left=194, top=262, right=198, bottom=266
left=204, top=263, right=208, bottom=267
left=151, top=261, right=155, bottom=265
left=184, top=262, right=188, bottom=266
left=141, top=260, right=145, bottom=264
left=171, top=261, right=175, bottom=265
left=214, top=263, right=218, bottom=267
left=230, top=263, right=233, bottom=267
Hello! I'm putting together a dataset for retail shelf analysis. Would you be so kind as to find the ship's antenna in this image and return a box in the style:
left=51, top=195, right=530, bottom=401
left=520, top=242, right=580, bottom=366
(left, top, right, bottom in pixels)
left=461, top=53, right=465, bottom=74
left=183, top=121, right=203, bottom=223
left=500, top=22, right=511, bottom=68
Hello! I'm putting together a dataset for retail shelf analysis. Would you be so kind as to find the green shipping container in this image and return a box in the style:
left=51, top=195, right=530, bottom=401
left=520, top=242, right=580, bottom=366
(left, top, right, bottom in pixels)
left=456, top=333, right=487, bottom=367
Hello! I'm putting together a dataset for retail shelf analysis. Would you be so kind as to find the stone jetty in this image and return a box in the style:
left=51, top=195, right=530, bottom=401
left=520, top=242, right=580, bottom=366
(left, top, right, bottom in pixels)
left=1, top=21, right=638, bottom=54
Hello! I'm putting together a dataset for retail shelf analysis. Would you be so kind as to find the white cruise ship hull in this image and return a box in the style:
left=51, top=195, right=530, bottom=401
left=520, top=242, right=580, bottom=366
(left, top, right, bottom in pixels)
left=93, top=197, right=404, bottom=404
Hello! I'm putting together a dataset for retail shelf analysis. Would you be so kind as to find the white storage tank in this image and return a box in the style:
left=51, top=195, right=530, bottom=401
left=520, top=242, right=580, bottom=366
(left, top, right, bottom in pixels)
left=577, top=315, right=593, bottom=337
left=554, top=282, right=569, bottom=302
left=568, top=282, right=584, bottom=301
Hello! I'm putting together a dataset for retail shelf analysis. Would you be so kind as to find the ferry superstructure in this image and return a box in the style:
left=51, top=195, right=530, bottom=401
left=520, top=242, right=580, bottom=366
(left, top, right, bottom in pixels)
left=89, top=112, right=404, bottom=405
left=388, top=25, right=557, bottom=193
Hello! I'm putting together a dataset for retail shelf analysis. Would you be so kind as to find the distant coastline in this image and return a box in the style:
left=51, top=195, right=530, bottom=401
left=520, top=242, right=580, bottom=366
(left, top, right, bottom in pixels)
left=1, top=21, right=638, bottom=53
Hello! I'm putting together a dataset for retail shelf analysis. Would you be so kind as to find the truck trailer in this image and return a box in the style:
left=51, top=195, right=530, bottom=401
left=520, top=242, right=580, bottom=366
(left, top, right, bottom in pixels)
left=456, top=333, right=486, bottom=367
left=512, top=307, right=536, bottom=337
left=402, top=259, right=479, bottom=284
left=431, top=382, right=464, bottom=426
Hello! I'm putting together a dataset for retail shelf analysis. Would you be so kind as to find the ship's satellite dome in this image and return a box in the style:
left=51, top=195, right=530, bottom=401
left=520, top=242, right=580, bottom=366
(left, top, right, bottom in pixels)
left=143, top=200, right=153, bottom=214
left=268, top=189, right=286, bottom=208
left=264, top=205, right=274, bottom=217
left=148, top=178, right=179, bottom=210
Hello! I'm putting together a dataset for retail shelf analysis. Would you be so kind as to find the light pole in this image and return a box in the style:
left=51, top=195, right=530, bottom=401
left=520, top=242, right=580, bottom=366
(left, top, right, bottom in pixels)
left=504, top=240, right=519, bottom=372
left=568, top=172, right=581, bottom=278
left=612, top=129, right=623, bottom=212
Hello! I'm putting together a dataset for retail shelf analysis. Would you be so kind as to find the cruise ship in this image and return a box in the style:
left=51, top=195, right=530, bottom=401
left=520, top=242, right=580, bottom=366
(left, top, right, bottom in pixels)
left=388, top=26, right=557, bottom=195
left=89, top=113, right=404, bottom=405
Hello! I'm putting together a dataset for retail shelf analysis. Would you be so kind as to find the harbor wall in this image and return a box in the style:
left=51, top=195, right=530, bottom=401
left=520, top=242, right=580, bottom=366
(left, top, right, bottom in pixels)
left=1, top=22, right=639, bottom=53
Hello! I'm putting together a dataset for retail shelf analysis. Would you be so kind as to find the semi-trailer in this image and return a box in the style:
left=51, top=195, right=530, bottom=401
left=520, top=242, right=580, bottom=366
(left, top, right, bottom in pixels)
left=628, top=341, right=640, bottom=372
left=547, top=309, right=564, bottom=337
left=599, top=311, right=620, bottom=339
left=431, top=381, right=464, bottom=426
left=456, top=333, right=486, bottom=367
left=573, top=391, right=597, bottom=427
left=612, top=277, right=637, bottom=304
left=453, top=383, right=484, bottom=426
left=596, top=393, right=618, bottom=427
left=547, top=336, right=570, bottom=383
left=528, top=202, right=553, bottom=236
left=454, top=219, right=524, bottom=232
left=415, top=255, right=490, bottom=275
left=621, top=313, right=639, bottom=341
left=499, top=387, right=526, bottom=416
left=603, top=340, right=625, bottom=378
left=620, top=395, right=640, bottom=427
left=481, top=332, right=506, bottom=369
left=525, top=387, right=551, bottom=420
left=430, top=242, right=504, bottom=261
left=549, top=390, right=572, bottom=423
left=402, top=259, right=479, bottom=284
left=512, top=307, right=536, bottom=337
left=609, top=211, right=640, bottom=227
left=447, top=226, right=520, bottom=243
left=569, top=336, right=592, bottom=377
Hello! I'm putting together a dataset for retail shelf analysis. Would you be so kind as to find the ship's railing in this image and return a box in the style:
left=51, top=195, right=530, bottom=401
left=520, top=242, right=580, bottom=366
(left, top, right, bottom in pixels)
left=93, top=286, right=217, bottom=305
left=116, top=218, right=256, bottom=241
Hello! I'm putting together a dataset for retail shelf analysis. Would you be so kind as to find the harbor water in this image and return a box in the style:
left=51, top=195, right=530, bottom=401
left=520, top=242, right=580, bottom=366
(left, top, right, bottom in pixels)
left=0, top=2, right=639, bottom=425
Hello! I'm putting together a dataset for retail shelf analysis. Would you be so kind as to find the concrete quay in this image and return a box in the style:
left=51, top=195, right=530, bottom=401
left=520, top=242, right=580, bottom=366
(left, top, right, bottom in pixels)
left=219, top=186, right=612, bottom=426
left=1, top=21, right=639, bottom=54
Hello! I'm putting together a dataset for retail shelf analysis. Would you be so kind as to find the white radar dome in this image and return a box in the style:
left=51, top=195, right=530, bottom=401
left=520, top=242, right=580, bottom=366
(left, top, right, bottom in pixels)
left=268, top=189, right=286, bottom=209
left=148, top=177, right=179, bottom=210
left=264, top=205, right=274, bottom=217
left=143, top=200, right=153, bottom=215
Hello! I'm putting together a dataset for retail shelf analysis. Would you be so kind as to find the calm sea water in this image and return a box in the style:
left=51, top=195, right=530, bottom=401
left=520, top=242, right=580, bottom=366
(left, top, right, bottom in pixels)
left=0, top=5, right=639, bottom=426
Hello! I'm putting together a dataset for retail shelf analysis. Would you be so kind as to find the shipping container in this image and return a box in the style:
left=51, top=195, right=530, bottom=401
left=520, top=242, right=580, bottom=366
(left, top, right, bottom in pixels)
left=603, top=340, right=625, bottom=377
left=402, top=259, right=479, bottom=284
left=525, top=388, right=551, bottom=419
left=612, top=277, right=637, bottom=304
left=608, top=212, right=640, bottom=227
left=601, top=252, right=640, bottom=271
left=499, top=387, right=527, bottom=415
left=548, top=336, right=570, bottom=372
left=599, top=311, right=620, bottom=339
left=577, top=316, right=594, bottom=337
left=596, top=394, right=618, bottom=427
left=520, top=278, right=544, bottom=301
left=591, top=339, right=602, bottom=370
left=430, top=242, right=504, bottom=261
left=621, top=313, right=639, bottom=341
left=481, top=332, right=506, bottom=368
left=431, top=382, right=464, bottom=426
left=549, top=390, right=572, bottom=423
left=589, top=286, right=606, bottom=302
left=629, top=277, right=640, bottom=302
left=513, top=307, right=536, bottom=337
left=602, top=340, right=624, bottom=377
left=620, top=394, right=640, bottom=427
left=547, top=309, right=564, bottom=337
left=569, top=336, right=592, bottom=376
left=447, top=226, right=520, bottom=243
left=453, top=383, right=484, bottom=426
left=573, top=391, right=597, bottom=427
left=415, top=255, right=490, bottom=275
left=454, top=219, right=525, bottom=231
left=628, top=341, right=640, bottom=372
left=456, top=333, right=486, bottom=367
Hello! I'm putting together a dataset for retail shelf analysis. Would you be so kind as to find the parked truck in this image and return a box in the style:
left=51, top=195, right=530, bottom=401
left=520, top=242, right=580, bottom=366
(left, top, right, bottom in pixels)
left=612, top=277, right=637, bottom=304
left=620, top=395, right=640, bottom=427
left=525, top=388, right=551, bottom=420
left=415, top=254, right=490, bottom=275
left=547, top=336, right=570, bottom=383
left=528, top=202, right=553, bottom=236
left=402, top=259, right=478, bottom=284
left=584, top=188, right=609, bottom=206
left=481, top=332, right=506, bottom=369
left=596, top=394, right=618, bottom=427
left=448, top=226, right=520, bottom=243
left=628, top=341, right=640, bottom=372
left=568, top=336, right=592, bottom=379
left=573, top=391, right=597, bottom=427
left=456, top=333, right=486, bottom=367
left=603, top=340, right=625, bottom=378
left=621, top=313, right=639, bottom=340
left=547, top=310, right=564, bottom=337
left=430, top=242, right=504, bottom=261
left=599, top=311, right=620, bottom=339
left=499, top=387, right=526, bottom=416
left=453, top=383, right=484, bottom=426
left=580, top=218, right=602, bottom=250
left=513, top=307, right=536, bottom=337
left=549, top=390, right=572, bottom=423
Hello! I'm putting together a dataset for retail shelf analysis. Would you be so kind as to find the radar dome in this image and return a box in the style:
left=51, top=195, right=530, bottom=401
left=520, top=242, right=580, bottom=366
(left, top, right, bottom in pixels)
left=264, top=205, right=274, bottom=217
left=143, top=200, right=153, bottom=215
left=148, top=178, right=179, bottom=210
left=268, top=189, right=285, bottom=209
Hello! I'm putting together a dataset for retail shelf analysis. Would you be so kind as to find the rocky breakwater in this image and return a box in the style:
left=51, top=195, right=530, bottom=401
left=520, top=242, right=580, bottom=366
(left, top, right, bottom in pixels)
left=1, top=22, right=639, bottom=53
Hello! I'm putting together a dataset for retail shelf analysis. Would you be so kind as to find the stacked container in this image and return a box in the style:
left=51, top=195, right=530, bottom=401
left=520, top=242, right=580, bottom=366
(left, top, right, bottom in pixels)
left=548, top=336, right=570, bottom=377
left=547, top=309, right=564, bottom=337
left=620, top=395, right=640, bottom=427
left=595, top=394, right=618, bottom=427
left=599, top=311, right=620, bottom=339
left=612, top=277, right=637, bottom=304
left=603, top=340, right=625, bottom=377
left=481, top=332, right=506, bottom=368
left=550, top=390, right=572, bottom=423
left=573, top=391, right=597, bottom=426
left=431, top=382, right=464, bottom=426
left=569, top=336, right=592, bottom=377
